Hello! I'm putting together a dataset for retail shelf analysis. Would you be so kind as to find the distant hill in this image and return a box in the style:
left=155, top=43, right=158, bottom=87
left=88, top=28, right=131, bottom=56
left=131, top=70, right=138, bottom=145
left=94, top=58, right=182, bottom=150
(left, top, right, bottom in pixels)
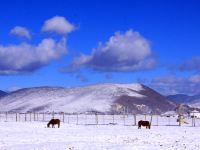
left=0, top=83, right=176, bottom=114
left=167, top=94, right=194, bottom=103
left=0, top=90, right=7, bottom=97
left=167, top=94, right=200, bottom=109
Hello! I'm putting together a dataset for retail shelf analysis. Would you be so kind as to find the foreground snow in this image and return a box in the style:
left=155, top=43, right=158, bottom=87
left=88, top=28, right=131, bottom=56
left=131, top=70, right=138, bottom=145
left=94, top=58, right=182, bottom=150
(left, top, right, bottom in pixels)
left=0, top=122, right=200, bottom=150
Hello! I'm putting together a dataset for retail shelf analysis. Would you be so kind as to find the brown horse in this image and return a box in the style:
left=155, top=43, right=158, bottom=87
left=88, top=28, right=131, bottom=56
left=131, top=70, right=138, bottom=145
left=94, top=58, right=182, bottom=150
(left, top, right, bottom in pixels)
left=138, top=120, right=151, bottom=129
left=47, top=119, right=60, bottom=128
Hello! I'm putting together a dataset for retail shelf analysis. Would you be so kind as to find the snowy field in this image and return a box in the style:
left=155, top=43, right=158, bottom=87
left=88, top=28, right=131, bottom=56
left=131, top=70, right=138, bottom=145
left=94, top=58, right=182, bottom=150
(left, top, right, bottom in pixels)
left=1, top=122, right=200, bottom=150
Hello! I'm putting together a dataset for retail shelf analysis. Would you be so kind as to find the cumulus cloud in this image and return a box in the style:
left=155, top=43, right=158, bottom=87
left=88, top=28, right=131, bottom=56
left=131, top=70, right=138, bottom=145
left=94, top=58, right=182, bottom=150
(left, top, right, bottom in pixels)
left=68, top=30, right=155, bottom=72
left=179, top=56, right=200, bottom=72
left=150, top=75, right=200, bottom=95
left=10, top=26, right=31, bottom=39
left=0, top=38, right=67, bottom=74
left=41, top=16, right=75, bottom=35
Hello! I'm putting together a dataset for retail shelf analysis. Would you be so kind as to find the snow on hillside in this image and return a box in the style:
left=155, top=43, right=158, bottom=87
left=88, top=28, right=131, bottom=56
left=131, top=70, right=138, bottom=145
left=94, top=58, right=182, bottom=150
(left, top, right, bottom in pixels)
left=0, top=83, right=145, bottom=113
left=189, top=100, right=200, bottom=109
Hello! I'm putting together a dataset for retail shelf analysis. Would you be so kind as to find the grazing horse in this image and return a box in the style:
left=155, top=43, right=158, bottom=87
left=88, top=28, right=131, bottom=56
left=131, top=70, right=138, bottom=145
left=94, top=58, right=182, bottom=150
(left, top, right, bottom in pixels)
left=47, top=119, right=60, bottom=128
left=138, top=120, right=151, bottom=129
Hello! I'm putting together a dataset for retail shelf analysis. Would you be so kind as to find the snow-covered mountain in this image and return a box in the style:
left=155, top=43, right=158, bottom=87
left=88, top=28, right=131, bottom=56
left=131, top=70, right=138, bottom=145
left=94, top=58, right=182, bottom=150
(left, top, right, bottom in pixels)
left=0, top=83, right=176, bottom=114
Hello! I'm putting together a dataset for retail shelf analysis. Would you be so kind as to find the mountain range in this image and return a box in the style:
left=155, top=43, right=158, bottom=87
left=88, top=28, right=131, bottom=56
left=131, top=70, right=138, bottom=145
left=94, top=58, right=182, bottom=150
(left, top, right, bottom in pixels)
left=0, top=83, right=177, bottom=114
left=167, top=94, right=200, bottom=109
left=0, top=90, right=7, bottom=97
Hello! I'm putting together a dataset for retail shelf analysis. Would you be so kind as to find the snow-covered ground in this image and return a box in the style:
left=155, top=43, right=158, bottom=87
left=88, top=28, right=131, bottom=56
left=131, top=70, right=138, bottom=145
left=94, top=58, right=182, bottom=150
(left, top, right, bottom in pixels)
left=0, top=122, right=200, bottom=150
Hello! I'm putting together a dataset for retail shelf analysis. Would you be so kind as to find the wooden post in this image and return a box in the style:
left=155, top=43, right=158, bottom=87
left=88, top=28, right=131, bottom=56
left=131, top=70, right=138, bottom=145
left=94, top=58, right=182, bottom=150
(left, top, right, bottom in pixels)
left=123, top=114, right=125, bottom=126
left=25, top=113, right=27, bottom=122
left=16, top=113, right=18, bottom=122
left=34, top=113, right=36, bottom=121
left=52, top=111, right=54, bottom=119
left=62, top=113, right=65, bottom=122
left=168, top=116, right=170, bottom=126
left=103, top=115, right=105, bottom=125
left=37, top=113, right=38, bottom=121
left=95, top=114, right=98, bottom=125
left=5, top=112, right=8, bottom=122
left=76, top=114, right=79, bottom=125
left=156, top=115, right=158, bottom=126
left=150, top=114, right=153, bottom=125
left=134, top=114, right=136, bottom=126
left=42, top=112, right=45, bottom=121
left=67, top=115, right=69, bottom=124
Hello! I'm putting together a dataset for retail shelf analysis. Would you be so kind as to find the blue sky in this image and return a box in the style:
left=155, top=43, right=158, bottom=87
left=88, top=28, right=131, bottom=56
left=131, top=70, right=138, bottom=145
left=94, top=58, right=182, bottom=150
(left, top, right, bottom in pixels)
left=0, top=0, right=200, bottom=95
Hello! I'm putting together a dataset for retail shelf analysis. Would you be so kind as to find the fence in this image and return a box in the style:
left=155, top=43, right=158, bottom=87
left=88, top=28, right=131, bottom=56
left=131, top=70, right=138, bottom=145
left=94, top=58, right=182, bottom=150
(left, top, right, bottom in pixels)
left=0, top=112, right=200, bottom=127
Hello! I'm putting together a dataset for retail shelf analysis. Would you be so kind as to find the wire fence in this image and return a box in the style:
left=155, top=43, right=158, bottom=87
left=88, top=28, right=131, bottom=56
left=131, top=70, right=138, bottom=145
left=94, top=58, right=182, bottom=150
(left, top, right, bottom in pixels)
left=0, top=112, right=200, bottom=127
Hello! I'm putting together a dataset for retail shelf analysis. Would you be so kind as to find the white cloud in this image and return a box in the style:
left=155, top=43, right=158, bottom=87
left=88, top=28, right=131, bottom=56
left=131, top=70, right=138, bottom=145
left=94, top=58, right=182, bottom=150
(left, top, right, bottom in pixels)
left=68, top=29, right=155, bottom=72
left=41, top=16, right=75, bottom=35
left=0, top=38, right=67, bottom=74
left=10, top=26, right=31, bottom=39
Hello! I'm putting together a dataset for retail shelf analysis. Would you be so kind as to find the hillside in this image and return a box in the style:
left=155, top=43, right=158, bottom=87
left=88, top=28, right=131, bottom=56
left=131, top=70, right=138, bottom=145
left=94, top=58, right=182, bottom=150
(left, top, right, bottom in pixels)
left=0, top=83, right=176, bottom=114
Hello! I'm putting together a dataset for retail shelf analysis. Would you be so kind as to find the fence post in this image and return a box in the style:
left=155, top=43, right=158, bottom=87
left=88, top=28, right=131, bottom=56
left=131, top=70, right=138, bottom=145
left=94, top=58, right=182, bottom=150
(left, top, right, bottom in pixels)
left=156, top=115, right=158, bottom=126
left=30, top=113, right=31, bottom=121
left=25, top=113, right=27, bottom=122
left=134, top=114, right=136, bottom=126
left=37, top=113, right=39, bottom=121
left=85, top=114, right=87, bottom=124
left=150, top=114, right=153, bottom=125
left=43, top=113, right=45, bottom=121
left=52, top=111, right=55, bottom=119
left=16, top=113, right=17, bottom=122
left=95, top=114, right=98, bottom=125
left=168, top=116, right=170, bottom=126
left=123, top=114, right=125, bottom=125
left=62, top=113, right=65, bottom=122
left=33, top=112, right=35, bottom=121
left=76, top=114, right=79, bottom=125
left=5, top=112, right=8, bottom=122
left=103, top=114, right=105, bottom=125
left=192, top=112, right=196, bottom=127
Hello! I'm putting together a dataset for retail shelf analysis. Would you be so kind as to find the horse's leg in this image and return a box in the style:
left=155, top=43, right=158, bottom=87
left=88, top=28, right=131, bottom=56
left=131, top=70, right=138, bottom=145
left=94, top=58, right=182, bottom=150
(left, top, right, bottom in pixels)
left=58, top=123, right=60, bottom=128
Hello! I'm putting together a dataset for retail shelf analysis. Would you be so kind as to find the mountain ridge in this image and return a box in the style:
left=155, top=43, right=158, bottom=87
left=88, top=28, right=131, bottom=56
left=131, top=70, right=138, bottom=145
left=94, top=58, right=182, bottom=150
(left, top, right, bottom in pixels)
left=0, top=83, right=176, bottom=114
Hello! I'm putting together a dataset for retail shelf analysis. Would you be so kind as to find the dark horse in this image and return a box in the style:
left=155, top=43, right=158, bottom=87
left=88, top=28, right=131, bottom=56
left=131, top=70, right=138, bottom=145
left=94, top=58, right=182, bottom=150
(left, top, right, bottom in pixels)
left=138, top=120, right=151, bottom=129
left=47, top=119, right=60, bottom=128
